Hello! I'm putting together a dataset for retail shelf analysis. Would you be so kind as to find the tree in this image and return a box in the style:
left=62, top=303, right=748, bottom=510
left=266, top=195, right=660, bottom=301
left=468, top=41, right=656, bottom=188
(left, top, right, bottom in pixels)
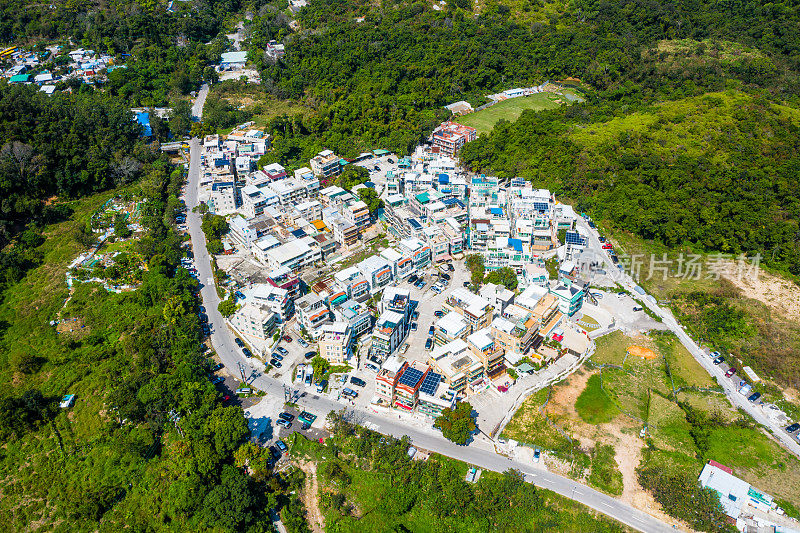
left=218, top=298, right=236, bottom=317
left=357, top=187, right=383, bottom=216
left=311, top=355, right=330, bottom=379
left=484, top=267, right=517, bottom=290
left=113, top=213, right=132, bottom=239
left=168, top=99, right=193, bottom=137
left=335, top=165, right=369, bottom=190
left=465, top=254, right=485, bottom=287
left=434, top=401, right=476, bottom=445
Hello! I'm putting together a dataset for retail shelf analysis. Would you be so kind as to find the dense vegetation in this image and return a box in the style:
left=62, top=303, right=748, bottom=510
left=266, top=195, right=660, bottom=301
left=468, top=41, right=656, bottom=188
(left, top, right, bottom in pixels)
left=296, top=411, right=628, bottom=532
left=0, top=84, right=147, bottom=294
left=0, top=86, right=297, bottom=529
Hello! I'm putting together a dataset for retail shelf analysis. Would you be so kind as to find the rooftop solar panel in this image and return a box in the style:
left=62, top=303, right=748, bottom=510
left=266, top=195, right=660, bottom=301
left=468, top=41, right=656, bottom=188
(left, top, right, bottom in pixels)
left=399, top=367, right=424, bottom=388
left=533, top=201, right=550, bottom=211
left=420, top=371, right=441, bottom=396
left=565, top=231, right=586, bottom=245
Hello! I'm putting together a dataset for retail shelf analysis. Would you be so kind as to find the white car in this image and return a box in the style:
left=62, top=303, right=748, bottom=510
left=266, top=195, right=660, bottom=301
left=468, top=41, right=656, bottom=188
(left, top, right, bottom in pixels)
left=295, top=365, right=305, bottom=382
left=365, top=363, right=380, bottom=373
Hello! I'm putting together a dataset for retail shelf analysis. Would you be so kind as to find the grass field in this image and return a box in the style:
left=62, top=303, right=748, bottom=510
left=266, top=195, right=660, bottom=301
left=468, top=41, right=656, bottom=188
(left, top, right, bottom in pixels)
left=575, top=374, right=619, bottom=424
left=591, top=331, right=633, bottom=366
left=651, top=331, right=716, bottom=389
left=455, top=93, right=561, bottom=134
left=500, top=388, right=570, bottom=450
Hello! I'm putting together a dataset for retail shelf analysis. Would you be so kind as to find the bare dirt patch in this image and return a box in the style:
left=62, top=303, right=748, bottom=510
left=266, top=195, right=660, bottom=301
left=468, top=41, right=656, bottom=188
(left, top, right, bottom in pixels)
left=723, top=267, right=800, bottom=322
left=296, top=461, right=325, bottom=533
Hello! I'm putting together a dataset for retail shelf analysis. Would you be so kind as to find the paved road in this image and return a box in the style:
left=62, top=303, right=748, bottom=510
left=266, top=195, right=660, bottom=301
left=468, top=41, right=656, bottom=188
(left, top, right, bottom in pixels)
left=184, top=137, right=677, bottom=532
left=192, top=83, right=209, bottom=121
left=577, top=218, right=800, bottom=459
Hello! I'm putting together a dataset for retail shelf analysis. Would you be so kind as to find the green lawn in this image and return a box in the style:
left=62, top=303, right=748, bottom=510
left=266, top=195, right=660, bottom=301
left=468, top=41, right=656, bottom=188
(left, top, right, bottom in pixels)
left=575, top=374, right=619, bottom=424
left=591, top=331, right=631, bottom=366
left=455, top=93, right=561, bottom=134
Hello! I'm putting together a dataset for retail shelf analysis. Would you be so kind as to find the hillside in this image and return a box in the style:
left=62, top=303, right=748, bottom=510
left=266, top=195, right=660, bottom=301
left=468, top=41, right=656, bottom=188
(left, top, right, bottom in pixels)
left=460, top=90, right=800, bottom=277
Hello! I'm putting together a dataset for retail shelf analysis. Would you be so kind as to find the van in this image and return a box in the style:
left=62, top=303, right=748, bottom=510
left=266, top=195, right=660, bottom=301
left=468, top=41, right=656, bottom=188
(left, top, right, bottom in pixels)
left=316, top=380, right=327, bottom=393
left=296, top=365, right=306, bottom=382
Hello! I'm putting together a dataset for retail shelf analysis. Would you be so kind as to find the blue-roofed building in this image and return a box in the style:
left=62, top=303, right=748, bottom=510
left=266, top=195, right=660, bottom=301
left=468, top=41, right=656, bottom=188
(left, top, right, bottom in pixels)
left=135, top=111, right=152, bottom=137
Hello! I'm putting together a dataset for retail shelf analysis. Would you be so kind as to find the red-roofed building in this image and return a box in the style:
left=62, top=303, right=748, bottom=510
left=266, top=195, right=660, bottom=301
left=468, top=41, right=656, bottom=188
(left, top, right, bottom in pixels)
left=431, top=121, right=477, bottom=156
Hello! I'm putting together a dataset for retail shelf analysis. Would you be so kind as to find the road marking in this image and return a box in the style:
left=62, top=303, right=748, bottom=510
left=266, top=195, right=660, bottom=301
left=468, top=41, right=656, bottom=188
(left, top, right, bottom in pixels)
left=207, top=278, right=214, bottom=285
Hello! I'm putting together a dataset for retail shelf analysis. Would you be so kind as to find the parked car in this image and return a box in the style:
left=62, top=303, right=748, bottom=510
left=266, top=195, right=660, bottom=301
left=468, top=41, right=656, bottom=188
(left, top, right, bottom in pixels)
left=296, top=366, right=305, bottom=381
left=276, top=418, right=292, bottom=428
left=242, top=348, right=252, bottom=358
left=533, top=448, right=541, bottom=462
left=211, top=363, right=223, bottom=372
left=428, top=325, right=435, bottom=335
left=747, top=392, right=762, bottom=402
left=441, top=273, right=451, bottom=280
left=279, top=412, right=295, bottom=422
left=632, top=306, right=643, bottom=312
left=365, top=362, right=380, bottom=373
left=412, top=311, right=419, bottom=320
left=447, top=263, right=455, bottom=272
left=602, top=242, right=612, bottom=250
left=598, top=236, right=606, bottom=243
left=235, top=387, right=252, bottom=395
left=463, top=281, right=471, bottom=287
left=301, top=422, right=311, bottom=430
left=316, top=380, right=327, bottom=393
left=434, top=310, right=444, bottom=318
left=350, top=377, right=366, bottom=387
left=283, top=335, right=292, bottom=343
left=408, top=274, right=418, bottom=284
left=211, top=376, right=224, bottom=384
left=713, top=356, right=725, bottom=365
left=270, top=359, right=282, bottom=368
left=425, top=338, right=433, bottom=350
left=305, top=373, right=313, bottom=386
left=276, top=440, right=288, bottom=453
left=276, top=346, right=289, bottom=356
left=411, top=322, right=418, bottom=331
left=298, top=338, right=309, bottom=348
left=725, top=368, right=736, bottom=377
left=786, top=423, right=800, bottom=434
left=234, top=338, right=245, bottom=348
left=709, top=350, right=720, bottom=358
left=304, top=351, right=316, bottom=359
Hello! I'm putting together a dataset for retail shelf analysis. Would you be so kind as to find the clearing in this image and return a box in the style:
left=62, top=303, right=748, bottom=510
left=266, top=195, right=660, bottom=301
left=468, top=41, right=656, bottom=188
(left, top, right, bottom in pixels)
left=455, top=93, right=561, bottom=134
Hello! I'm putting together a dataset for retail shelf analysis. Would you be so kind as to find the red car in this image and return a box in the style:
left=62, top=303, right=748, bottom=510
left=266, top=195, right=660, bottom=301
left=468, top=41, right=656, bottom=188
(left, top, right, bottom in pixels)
left=602, top=242, right=612, bottom=250
left=725, top=368, right=737, bottom=378
left=282, top=335, right=292, bottom=343
left=222, top=395, right=231, bottom=402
